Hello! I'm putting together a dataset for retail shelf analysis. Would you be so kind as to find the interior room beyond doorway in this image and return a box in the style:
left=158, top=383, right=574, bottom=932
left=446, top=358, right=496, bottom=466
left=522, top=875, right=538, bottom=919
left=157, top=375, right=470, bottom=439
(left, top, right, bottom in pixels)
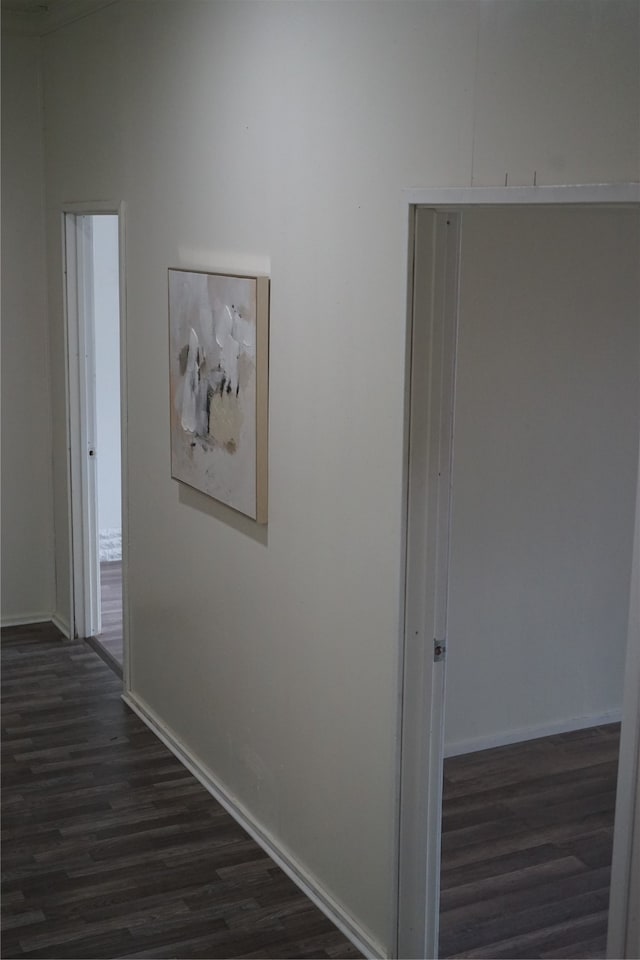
left=93, top=215, right=123, bottom=671
left=438, top=206, right=639, bottom=959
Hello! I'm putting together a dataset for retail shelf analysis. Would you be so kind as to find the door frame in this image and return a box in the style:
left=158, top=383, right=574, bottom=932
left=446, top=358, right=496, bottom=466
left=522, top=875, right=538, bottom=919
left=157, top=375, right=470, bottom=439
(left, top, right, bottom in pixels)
left=64, top=211, right=100, bottom=639
left=62, top=200, right=130, bottom=688
left=608, top=446, right=640, bottom=959
left=396, top=183, right=640, bottom=959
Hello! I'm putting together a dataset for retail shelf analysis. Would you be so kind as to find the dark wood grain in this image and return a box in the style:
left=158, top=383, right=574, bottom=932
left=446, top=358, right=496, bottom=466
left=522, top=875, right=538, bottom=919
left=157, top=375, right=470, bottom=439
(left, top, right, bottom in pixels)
left=94, top=560, right=123, bottom=671
left=439, top=724, right=620, bottom=959
left=2, top=620, right=620, bottom=959
left=1, top=622, right=362, bottom=960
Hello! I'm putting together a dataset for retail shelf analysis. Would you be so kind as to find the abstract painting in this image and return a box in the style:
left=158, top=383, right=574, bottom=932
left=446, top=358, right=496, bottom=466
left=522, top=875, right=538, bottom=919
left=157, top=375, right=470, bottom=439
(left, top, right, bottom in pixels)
left=168, top=269, right=269, bottom=522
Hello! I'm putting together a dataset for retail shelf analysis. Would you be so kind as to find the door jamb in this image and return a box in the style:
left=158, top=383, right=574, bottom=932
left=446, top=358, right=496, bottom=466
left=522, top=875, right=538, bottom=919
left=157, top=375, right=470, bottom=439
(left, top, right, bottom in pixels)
left=65, top=212, right=100, bottom=639
left=62, top=200, right=130, bottom=690
left=607, top=446, right=640, bottom=959
left=396, top=183, right=640, bottom=959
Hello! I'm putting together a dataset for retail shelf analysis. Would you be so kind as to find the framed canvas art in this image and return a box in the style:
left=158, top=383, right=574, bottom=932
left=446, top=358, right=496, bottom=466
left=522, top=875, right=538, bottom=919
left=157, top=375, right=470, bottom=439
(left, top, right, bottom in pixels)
left=168, top=269, right=269, bottom=523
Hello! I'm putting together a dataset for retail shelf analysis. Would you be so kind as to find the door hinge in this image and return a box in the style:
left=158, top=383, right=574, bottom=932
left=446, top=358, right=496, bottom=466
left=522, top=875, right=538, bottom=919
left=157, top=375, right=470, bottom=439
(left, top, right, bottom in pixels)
left=433, top=639, right=446, bottom=662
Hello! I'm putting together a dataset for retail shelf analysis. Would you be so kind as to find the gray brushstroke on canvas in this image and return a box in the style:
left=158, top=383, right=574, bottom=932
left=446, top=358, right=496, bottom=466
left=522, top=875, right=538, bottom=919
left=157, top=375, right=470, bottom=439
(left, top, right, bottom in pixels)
left=169, top=270, right=258, bottom=517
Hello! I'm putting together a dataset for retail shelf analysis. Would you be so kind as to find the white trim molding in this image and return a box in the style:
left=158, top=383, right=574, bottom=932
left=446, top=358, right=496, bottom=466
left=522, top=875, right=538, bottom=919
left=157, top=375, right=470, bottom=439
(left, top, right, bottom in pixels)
left=403, top=183, right=640, bottom=208
left=122, top=690, right=386, bottom=960
left=444, top=710, right=623, bottom=759
left=51, top=613, right=71, bottom=638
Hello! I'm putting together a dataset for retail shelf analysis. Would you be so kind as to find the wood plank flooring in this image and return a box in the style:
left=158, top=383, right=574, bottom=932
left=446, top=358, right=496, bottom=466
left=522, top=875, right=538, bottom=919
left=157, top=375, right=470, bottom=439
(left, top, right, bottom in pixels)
left=97, top=560, right=123, bottom=668
left=1, top=619, right=621, bottom=959
left=1, top=622, right=362, bottom=960
left=439, top=724, right=620, bottom=959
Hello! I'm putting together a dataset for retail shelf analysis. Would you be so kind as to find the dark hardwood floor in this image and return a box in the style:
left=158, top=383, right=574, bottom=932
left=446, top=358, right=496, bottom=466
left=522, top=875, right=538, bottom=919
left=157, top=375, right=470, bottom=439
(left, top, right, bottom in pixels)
left=439, top=724, right=620, bottom=959
left=96, top=560, right=123, bottom=669
left=1, top=620, right=621, bottom=960
left=1, top=622, right=362, bottom=960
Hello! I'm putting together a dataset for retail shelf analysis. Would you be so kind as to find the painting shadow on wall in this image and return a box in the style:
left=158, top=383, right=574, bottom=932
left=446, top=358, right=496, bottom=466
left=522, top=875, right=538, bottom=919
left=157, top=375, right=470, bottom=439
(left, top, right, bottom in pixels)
left=177, top=482, right=268, bottom=546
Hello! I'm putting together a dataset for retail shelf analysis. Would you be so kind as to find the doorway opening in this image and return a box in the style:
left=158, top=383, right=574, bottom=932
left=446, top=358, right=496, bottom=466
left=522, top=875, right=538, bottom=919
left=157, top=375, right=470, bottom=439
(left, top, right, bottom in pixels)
left=438, top=205, right=637, bottom=959
left=397, top=186, right=640, bottom=960
left=64, top=207, right=126, bottom=678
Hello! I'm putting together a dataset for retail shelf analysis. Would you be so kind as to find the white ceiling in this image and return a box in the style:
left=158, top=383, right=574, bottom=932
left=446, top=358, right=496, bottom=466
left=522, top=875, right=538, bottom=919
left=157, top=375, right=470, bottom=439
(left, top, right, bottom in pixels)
left=1, top=0, right=116, bottom=35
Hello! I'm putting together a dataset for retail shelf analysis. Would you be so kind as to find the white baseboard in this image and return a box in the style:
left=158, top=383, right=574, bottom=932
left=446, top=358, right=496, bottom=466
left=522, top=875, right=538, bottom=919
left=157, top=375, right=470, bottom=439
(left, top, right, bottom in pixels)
left=122, top=690, right=386, bottom=960
left=1, top=613, right=72, bottom=638
left=51, top=613, right=71, bottom=638
left=444, top=709, right=623, bottom=758
left=1, top=613, right=53, bottom=628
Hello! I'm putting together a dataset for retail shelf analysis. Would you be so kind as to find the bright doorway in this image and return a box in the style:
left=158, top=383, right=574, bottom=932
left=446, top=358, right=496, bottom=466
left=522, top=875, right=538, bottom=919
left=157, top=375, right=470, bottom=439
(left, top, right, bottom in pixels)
left=64, top=206, right=126, bottom=677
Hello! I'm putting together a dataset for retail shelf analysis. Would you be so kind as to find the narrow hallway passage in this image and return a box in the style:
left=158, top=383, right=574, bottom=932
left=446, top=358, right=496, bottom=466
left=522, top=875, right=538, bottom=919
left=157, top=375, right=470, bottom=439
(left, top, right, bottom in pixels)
left=1, top=623, right=361, bottom=960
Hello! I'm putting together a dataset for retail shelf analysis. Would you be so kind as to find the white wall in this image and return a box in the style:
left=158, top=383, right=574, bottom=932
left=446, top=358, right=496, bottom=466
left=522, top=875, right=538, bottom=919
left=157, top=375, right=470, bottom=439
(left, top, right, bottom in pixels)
left=37, top=2, right=639, bottom=953
left=92, top=215, right=122, bottom=557
left=1, top=34, right=55, bottom=624
left=444, top=207, right=640, bottom=754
